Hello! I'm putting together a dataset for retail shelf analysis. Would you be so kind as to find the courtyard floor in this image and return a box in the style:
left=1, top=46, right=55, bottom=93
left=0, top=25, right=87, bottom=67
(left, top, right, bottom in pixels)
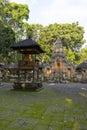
left=0, top=82, right=87, bottom=130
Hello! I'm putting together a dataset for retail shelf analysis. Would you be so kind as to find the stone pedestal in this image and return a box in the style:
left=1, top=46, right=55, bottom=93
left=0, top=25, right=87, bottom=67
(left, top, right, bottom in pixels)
left=13, top=81, right=42, bottom=91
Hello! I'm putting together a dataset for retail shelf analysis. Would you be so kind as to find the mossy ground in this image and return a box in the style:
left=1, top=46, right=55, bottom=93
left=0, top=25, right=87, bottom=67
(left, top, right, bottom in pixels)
left=0, top=82, right=87, bottom=130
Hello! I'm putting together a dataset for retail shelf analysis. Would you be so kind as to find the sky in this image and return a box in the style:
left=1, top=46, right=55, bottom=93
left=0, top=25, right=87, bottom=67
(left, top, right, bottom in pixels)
left=10, top=0, right=87, bottom=47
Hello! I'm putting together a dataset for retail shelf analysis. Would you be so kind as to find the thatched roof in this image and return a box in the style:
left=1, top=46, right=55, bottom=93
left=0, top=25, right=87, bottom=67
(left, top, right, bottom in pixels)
left=76, top=61, right=87, bottom=70
left=10, top=38, right=45, bottom=54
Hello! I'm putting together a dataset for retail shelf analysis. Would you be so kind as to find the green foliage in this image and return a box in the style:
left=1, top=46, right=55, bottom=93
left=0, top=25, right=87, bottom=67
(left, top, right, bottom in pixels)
left=23, top=23, right=43, bottom=39
left=0, top=0, right=15, bottom=63
left=37, top=26, right=55, bottom=61
left=65, top=49, right=75, bottom=63
left=78, top=48, right=87, bottom=63
left=0, top=23, right=15, bottom=62
left=23, top=23, right=33, bottom=38
left=47, top=22, right=85, bottom=50
left=23, top=22, right=85, bottom=63
left=0, top=0, right=85, bottom=65
left=23, top=23, right=51, bottom=61
left=4, top=2, right=29, bottom=25
left=0, top=1, right=29, bottom=63
left=0, top=0, right=9, bottom=23
left=38, top=22, right=85, bottom=63
left=29, top=24, right=43, bottom=40
left=4, top=2, right=29, bottom=42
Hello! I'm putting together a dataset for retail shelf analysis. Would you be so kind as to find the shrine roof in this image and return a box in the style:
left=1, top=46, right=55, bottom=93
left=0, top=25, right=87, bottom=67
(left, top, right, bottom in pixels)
left=76, top=61, right=87, bottom=70
left=10, top=38, right=45, bottom=54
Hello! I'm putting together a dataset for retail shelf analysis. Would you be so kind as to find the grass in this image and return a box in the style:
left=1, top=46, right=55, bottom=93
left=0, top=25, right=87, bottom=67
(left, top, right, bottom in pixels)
left=0, top=82, right=87, bottom=130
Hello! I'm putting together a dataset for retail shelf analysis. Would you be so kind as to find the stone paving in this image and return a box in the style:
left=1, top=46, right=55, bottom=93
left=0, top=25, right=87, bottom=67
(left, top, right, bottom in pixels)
left=0, top=82, right=87, bottom=130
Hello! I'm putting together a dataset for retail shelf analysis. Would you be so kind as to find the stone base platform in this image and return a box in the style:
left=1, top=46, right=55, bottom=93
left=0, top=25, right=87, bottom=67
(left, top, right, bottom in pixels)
left=13, top=81, right=42, bottom=91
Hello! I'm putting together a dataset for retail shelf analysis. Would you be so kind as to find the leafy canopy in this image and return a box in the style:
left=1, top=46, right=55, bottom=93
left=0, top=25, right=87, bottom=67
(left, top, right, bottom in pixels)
left=0, top=0, right=86, bottom=65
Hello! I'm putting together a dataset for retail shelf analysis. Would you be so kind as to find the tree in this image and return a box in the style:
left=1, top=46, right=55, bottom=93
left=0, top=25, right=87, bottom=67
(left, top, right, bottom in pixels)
left=78, top=48, right=87, bottom=63
left=37, top=22, right=85, bottom=64
left=65, top=49, right=75, bottom=63
left=38, top=26, right=54, bottom=61
left=22, top=23, right=43, bottom=39
left=0, top=23, right=15, bottom=63
left=0, top=1, right=30, bottom=63
left=23, top=22, right=85, bottom=63
left=4, top=2, right=29, bottom=41
left=0, top=0, right=9, bottom=23
left=47, top=22, right=85, bottom=50
left=1, top=1, right=85, bottom=65
left=0, top=0, right=16, bottom=63
left=22, top=23, right=50, bottom=61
